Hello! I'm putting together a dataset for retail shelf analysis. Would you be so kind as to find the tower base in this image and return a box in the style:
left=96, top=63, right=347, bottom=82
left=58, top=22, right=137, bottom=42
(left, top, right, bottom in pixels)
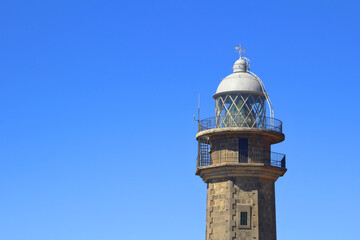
left=205, top=177, right=277, bottom=240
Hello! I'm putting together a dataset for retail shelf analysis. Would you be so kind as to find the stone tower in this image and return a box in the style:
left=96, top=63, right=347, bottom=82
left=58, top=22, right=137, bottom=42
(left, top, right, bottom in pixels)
left=196, top=50, right=286, bottom=240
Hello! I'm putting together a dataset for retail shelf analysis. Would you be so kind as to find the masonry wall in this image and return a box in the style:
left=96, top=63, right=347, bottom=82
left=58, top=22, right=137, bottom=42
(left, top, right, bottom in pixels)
left=210, top=134, right=271, bottom=165
left=206, top=177, right=276, bottom=240
left=211, top=138, right=239, bottom=164
left=258, top=179, right=276, bottom=240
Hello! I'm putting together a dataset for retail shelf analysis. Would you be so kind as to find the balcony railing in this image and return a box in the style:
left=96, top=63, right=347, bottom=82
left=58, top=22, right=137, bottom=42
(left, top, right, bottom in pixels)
left=197, top=147, right=286, bottom=169
left=198, top=115, right=282, bottom=133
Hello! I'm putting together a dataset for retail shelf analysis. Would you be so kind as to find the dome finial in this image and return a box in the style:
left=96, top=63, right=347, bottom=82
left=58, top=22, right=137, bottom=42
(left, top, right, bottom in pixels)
left=233, top=44, right=249, bottom=73
left=235, top=43, right=246, bottom=59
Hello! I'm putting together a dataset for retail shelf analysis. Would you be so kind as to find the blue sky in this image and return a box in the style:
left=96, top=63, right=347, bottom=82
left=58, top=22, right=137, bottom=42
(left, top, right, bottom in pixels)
left=0, top=0, right=359, bottom=239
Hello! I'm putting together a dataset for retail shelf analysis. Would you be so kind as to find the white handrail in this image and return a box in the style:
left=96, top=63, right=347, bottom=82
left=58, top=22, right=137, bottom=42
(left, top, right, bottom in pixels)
left=248, top=71, right=275, bottom=128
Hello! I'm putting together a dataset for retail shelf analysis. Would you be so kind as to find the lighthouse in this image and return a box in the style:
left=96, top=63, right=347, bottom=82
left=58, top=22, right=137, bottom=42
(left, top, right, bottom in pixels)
left=196, top=47, right=286, bottom=240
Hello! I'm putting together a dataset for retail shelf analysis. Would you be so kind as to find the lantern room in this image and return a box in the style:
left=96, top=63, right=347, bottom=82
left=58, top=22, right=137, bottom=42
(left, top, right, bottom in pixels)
left=214, top=58, right=267, bottom=129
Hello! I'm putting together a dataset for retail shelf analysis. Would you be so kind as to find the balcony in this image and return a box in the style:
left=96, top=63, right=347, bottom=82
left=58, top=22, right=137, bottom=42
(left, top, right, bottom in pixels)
left=197, top=147, right=286, bottom=169
left=198, top=115, right=282, bottom=133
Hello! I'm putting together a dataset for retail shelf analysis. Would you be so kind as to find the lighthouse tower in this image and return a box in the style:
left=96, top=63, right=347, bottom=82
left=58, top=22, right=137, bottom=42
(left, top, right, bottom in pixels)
left=196, top=47, right=286, bottom=240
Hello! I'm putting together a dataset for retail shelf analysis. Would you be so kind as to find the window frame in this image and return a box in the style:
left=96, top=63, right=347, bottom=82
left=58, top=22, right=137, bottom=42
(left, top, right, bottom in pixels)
left=237, top=205, right=251, bottom=229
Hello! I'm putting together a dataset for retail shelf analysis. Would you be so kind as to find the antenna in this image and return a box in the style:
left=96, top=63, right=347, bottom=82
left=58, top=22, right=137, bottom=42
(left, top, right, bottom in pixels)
left=198, top=93, right=200, bottom=120
left=194, top=94, right=201, bottom=122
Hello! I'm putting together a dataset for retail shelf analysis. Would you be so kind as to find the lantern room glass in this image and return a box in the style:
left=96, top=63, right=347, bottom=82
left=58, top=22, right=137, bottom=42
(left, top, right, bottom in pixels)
left=215, top=93, right=266, bottom=128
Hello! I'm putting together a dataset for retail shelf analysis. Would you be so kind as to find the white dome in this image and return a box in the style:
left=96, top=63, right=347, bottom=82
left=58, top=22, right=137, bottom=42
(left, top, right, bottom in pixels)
left=213, top=58, right=264, bottom=98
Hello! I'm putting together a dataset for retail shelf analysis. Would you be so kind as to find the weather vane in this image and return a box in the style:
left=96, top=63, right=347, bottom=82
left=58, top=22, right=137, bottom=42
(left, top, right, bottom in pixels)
left=235, top=44, right=246, bottom=58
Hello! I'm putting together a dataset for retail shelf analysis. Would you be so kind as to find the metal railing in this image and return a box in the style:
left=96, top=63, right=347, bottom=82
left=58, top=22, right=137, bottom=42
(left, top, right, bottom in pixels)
left=197, top=148, right=286, bottom=169
left=198, top=116, right=282, bottom=133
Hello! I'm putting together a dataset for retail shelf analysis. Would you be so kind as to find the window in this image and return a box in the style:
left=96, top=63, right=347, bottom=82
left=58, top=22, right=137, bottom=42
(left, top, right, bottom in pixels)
left=239, top=138, right=248, bottom=163
left=237, top=205, right=251, bottom=229
left=240, top=212, right=248, bottom=225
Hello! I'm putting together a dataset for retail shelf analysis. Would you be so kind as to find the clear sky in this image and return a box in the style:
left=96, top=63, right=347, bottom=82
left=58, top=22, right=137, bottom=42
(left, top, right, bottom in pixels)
left=0, top=1, right=359, bottom=239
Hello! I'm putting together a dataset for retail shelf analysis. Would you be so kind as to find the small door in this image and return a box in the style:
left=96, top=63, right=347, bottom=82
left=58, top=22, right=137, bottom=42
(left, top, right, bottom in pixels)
left=238, top=138, right=248, bottom=163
